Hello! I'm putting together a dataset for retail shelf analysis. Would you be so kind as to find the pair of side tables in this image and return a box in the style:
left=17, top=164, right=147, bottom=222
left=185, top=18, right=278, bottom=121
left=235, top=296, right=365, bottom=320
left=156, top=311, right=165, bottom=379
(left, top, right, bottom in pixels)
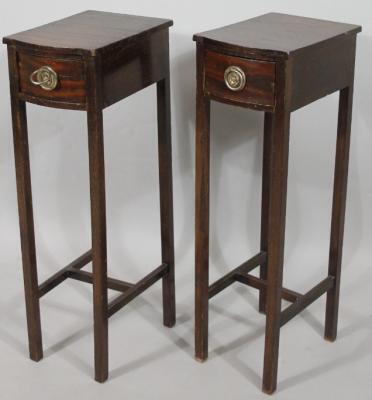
left=3, top=10, right=361, bottom=394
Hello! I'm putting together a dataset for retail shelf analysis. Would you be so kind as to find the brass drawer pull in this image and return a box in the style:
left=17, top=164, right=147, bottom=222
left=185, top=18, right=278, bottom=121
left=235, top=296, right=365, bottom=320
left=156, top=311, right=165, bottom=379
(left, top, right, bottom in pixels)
left=30, top=66, right=58, bottom=91
left=224, top=66, right=246, bottom=91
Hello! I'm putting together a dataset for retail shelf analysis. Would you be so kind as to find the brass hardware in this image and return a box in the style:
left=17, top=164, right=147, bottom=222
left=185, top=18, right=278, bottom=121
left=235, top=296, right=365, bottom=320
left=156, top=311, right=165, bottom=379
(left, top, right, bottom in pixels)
left=224, top=66, right=246, bottom=91
left=30, top=66, right=58, bottom=91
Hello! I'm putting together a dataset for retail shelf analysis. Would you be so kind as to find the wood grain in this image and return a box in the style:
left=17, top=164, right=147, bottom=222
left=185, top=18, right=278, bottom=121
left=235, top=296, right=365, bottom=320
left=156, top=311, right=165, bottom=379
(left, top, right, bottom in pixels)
left=4, top=11, right=175, bottom=383
left=7, top=45, right=43, bottom=362
left=18, top=51, right=86, bottom=104
left=204, top=50, right=275, bottom=110
left=3, top=10, right=173, bottom=56
left=194, top=13, right=361, bottom=59
left=193, top=12, right=361, bottom=394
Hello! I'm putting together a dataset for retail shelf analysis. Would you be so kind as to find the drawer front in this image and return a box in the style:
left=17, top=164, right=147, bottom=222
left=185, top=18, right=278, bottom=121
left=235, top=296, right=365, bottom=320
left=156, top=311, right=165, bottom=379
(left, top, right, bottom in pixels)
left=18, top=52, right=86, bottom=105
left=204, top=51, right=276, bottom=109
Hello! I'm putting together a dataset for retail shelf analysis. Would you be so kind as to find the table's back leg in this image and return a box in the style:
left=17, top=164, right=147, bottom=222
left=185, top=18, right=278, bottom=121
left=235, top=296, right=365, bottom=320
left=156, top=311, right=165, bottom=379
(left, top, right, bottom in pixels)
left=157, top=75, right=176, bottom=328
left=86, top=56, right=108, bottom=383
left=8, top=45, right=43, bottom=362
left=195, top=44, right=211, bottom=362
left=259, top=112, right=274, bottom=314
left=325, top=84, right=354, bottom=342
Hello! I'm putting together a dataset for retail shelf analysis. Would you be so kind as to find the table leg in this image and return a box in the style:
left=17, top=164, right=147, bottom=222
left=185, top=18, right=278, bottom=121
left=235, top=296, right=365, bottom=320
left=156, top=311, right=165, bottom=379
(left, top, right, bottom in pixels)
left=262, top=82, right=291, bottom=394
left=157, top=75, right=176, bottom=327
left=8, top=46, right=43, bottom=362
left=86, top=56, right=108, bottom=383
left=259, top=112, right=274, bottom=314
left=325, top=85, right=354, bottom=341
left=195, top=45, right=211, bottom=362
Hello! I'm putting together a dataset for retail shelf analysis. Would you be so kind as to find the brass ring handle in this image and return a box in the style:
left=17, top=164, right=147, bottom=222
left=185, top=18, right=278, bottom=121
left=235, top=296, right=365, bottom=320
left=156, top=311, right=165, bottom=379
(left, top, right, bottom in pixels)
left=30, top=66, right=58, bottom=91
left=224, top=66, right=246, bottom=91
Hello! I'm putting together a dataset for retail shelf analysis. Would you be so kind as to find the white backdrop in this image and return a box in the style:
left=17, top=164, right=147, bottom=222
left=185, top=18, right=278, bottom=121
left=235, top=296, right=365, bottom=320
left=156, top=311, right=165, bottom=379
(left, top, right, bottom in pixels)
left=0, top=1, right=371, bottom=399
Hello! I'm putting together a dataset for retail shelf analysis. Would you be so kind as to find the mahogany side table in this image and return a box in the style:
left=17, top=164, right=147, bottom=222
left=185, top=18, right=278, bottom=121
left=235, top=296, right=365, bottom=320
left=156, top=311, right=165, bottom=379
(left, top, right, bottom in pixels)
left=3, top=10, right=176, bottom=382
left=193, top=13, right=361, bottom=394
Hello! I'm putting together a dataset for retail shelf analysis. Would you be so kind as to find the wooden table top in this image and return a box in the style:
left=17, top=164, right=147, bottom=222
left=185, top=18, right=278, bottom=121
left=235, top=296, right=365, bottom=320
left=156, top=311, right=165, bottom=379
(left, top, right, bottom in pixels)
left=193, top=13, right=361, bottom=57
left=3, top=10, right=173, bottom=56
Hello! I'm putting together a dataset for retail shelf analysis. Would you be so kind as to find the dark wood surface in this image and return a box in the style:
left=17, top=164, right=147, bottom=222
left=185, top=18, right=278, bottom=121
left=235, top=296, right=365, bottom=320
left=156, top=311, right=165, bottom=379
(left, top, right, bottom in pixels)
left=259, top=112, right=272, bottom=313
left=325, top=84, right=355, bottom=341
left=5, top=11, right=175, bottom=383
left=103, top=29, right=169, bottom=108
left=195, top=41, right=211, bottom=362
left=204, top=50, right=275, bottom=110
left=7, top=45, right=43, bottom=362
left=196, top=13, right=360, bottom=112
left=85, top=54, right=108, bottom=383
left=261, top=58, right=291, bottom=394
left=194, top=13, right=360, bottom=395
left=3, top=11, right=173, bottom=111
left=194, top=13, right=361, bottom=58
left=18, top=51, right=86, bottom=104
left=3, top=10, right=173, bottom=55
left=291, top=33, right=357, bottom=111
left=157, top=60, right=176, bottom=327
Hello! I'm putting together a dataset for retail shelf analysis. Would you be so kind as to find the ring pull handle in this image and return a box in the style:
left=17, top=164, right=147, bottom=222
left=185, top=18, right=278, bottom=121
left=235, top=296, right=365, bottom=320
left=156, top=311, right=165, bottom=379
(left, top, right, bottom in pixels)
left=224, top=66, right=246, bottom=92
left=30, top=66, right=58, bottom=91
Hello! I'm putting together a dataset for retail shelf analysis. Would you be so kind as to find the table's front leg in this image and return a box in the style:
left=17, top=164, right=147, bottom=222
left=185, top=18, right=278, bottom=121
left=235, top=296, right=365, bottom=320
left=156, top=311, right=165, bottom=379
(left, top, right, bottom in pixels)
left=86, top=56, right=108, bottom=383
left=195, top=44, right=211, bottom=362
left=8, top=45, right=43, bottom=362
left=262, top=62, right=291, bottom=394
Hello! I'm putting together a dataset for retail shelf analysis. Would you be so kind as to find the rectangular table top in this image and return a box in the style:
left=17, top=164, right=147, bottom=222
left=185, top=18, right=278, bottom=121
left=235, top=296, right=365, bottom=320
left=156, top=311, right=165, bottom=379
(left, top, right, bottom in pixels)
left=3, top=10, right=173, bottom=56
left=194, top=13, right=361, bottom=57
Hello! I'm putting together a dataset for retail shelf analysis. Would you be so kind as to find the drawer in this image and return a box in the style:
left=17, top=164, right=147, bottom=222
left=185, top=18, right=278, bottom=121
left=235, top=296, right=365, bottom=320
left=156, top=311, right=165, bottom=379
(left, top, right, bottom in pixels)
left=17, top=52, right=86, bottom=106
left=204, top=51, right=276, bottom=109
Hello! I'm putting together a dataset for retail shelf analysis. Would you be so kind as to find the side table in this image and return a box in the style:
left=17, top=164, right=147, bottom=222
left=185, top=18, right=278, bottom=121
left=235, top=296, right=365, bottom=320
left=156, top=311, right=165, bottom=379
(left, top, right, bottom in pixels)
left=193, top=13, right=361, bottom=393
left=3, top=10, right=176, bottom=382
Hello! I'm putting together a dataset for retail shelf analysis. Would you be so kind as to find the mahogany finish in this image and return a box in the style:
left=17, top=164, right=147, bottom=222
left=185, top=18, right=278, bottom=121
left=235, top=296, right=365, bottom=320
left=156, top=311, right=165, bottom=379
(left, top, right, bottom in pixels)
left=4, top=10, right=176, bottom=382
left=193, top=13, right=361, bottom=394
left=3, top=10, right=172, bottom=55
left=194, top=13, right=360, bottom=58
left=18, top=51, right=86, bottom=104
left=204, top=50, right=276, bottom=110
